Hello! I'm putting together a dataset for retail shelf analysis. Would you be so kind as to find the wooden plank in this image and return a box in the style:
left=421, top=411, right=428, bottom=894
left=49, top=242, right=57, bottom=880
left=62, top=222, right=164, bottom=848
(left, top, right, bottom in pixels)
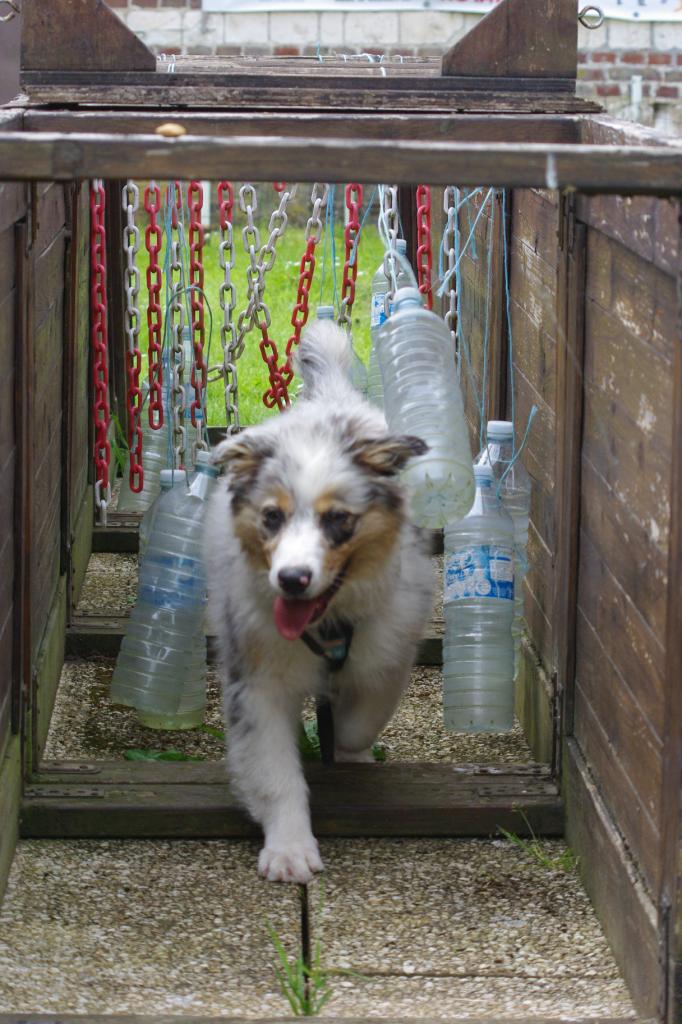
left=553, top=201, right=586, bottom=761
left=20, top=762, right=563, bottom=839
left=442, top=0, right=576, bottom=79
left=0, top=1016, right=651, bottom=1024
left=64, top=614, right=444, bottom=667
left=23, top=110, right=585, bottom=145
left=2, top=134, right=681, bottom=194
left=0, top=736, right=21, bottom=905
left=577, top=193, right=679, bottom=278
left=21, top=0, right=155, bottom=72
left=564, top=738, right=662, bottom=1018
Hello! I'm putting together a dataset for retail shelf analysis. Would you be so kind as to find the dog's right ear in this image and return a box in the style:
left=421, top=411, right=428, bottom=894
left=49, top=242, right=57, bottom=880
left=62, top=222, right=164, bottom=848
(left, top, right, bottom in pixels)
left=211, top=433, right=274, bottom=482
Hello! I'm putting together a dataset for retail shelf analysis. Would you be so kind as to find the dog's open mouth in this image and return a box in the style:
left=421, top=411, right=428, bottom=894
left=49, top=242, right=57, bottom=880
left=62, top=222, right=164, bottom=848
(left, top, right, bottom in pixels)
left=273, top=571, right=346, bottom=642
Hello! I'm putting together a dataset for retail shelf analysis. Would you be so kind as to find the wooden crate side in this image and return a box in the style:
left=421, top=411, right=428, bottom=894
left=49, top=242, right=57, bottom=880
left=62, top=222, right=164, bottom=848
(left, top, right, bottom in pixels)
left=0, top=735, right=20, bottom=906
left=0, top=224, right=17, bottom=751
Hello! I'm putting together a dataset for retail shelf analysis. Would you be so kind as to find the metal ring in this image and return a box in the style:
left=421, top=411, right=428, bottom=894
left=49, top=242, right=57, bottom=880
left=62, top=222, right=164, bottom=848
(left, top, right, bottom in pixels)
left=579, top=5, right=604, bottom=29
left=0, top=0, right=19, bottom=22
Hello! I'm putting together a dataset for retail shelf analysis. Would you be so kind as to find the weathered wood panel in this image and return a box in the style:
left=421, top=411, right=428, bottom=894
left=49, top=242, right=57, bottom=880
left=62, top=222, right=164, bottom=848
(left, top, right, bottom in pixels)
left=0, top=224, right=17, bottom=754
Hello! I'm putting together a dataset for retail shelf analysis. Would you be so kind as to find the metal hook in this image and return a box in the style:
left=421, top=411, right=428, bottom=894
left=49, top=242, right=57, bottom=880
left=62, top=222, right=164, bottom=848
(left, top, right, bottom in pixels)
left=579, top=5, right=604, bottom=29
left=0, top=0, right=19, bottom=22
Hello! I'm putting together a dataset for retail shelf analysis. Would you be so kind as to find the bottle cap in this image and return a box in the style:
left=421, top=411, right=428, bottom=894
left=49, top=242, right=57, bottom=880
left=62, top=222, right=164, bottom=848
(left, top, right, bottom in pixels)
left=195, top=448, right=219, bottom=477
left=159, top=469, right=177, bottom=488
left=486, top=420, right=514, bottom=441
left=396, top=238, right=407, bottom=253
left=474, top=463, right=494, bottom=483
left=316, top=305, right=335, bottom=320
left=393, top=286, right=422, bottom=310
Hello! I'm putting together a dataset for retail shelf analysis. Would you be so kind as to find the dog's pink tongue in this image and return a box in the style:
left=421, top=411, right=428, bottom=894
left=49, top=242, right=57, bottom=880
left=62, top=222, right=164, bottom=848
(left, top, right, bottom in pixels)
left=273, top=596, right=321, bottom=641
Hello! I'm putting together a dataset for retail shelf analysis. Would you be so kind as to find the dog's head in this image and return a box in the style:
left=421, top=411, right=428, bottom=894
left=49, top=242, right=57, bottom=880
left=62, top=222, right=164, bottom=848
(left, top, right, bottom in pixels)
left=212, top=418, right=427, bottom=640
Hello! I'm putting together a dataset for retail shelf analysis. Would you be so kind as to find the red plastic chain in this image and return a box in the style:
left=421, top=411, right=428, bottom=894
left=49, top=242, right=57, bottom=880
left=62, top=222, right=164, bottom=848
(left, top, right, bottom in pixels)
left=144, top=181, right=164, bottom=428
left=188, top=180, right=207, bottom=429
left=90, top=181, right=111, bottom=503
left=273, top=182, right=287, bottom=192
left=279, top=231, right=321, bottom=397
left=416, top=184, right=433, bottom=311
left=340, top=183, right=363, bottom=322
left=260, top=323, right=289, bottom=412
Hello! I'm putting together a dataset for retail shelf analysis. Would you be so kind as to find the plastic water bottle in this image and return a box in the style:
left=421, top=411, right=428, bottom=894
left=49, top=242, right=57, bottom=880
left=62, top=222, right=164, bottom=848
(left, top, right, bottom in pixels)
left=110, top=450, right=218, bottom=730
left=376, top=286, right=474, bottom=528
left=368, top=239, right=415, bottom=409
left=475, top=421, right=531, bottom=677
left=138, top=469, right=182, bottom=562
left=117, top=385, right=172, bottom=514
left=443, top=463, right=515, bottom=732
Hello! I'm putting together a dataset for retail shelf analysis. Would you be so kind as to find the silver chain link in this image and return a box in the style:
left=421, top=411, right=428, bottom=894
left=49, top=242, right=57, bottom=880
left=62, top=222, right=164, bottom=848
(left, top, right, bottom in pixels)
left=382, top=184, right=400, bottom=317
left=121, top=179, right=142, bottom=469
left=443, top=186, right=458, bottom=367
left=235, top=183, right=297, bottom=349
left=219, top=197, right=239, bottom=435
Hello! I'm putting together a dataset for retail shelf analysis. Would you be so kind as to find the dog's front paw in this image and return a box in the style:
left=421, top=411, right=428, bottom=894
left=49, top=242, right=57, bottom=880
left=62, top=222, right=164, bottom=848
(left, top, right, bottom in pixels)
left=258, top=838, right=324, bottom=884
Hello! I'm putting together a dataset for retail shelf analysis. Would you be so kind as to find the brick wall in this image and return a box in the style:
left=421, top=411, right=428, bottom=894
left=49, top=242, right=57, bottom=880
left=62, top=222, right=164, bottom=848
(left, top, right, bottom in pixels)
left=108, top=2, right=682, bottom=133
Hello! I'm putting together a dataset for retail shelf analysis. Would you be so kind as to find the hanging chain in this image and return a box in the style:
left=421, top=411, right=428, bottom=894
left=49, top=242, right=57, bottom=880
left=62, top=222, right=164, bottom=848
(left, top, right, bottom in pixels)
left=443, top=186, right=458, bottom=362
left=217, top=181, right=240, bottom=434
left=167, top=182, right=187, bottom=469
left=188, top=181, right=208, bottom=457
left=122, top=180, right=143, bottom=493
left=278, top=182, right=329, bottom=398
left=338, top=183, right=362, bottom=331
left=416, top=184, right=433, bottom=311
left=90, top=180, right=111, bottom=524
left=144, top=180, right=164, bottom=429
left=235, top=182, right=296, bottom=352
left=382, top=184, right=400, bottom=316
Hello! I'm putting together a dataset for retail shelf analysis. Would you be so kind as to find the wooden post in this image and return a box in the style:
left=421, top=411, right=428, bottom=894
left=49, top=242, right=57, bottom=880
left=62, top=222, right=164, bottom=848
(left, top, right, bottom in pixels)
left=552, top=192, right=587, bottom=778
left=21, top=0, right=156, bottom=73
left=442, top=0, right=577, bottom=81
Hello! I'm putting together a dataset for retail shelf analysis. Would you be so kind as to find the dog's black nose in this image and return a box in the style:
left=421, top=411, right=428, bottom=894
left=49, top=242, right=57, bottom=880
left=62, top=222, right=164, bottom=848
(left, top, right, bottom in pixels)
left=278, top=567, right=312, bottom=597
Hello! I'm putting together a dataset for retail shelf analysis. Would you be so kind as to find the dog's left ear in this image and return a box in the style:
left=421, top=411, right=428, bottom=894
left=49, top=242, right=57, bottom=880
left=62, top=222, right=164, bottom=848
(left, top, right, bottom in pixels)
left=211, top=433, right=274, bottom=479
left=350, top=434, right=428, bottom=477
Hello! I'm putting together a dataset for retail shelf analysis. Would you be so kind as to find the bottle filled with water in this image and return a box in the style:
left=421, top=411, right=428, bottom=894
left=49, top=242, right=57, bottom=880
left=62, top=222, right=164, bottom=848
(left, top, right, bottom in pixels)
left=443, top=463, right=515, bottom=732
left=376, top=286, right=474, bottom=527
left=110, top=450, right=218, bottom=730
left=117, top=383, right=172, bottom=514
left=475, top=421, right=531, bottom=676
left=368, top=239, right=415, bottom=409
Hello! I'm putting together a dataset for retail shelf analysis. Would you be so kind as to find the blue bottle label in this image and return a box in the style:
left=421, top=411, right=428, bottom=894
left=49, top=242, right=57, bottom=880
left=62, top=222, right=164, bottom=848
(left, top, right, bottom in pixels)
left=444, top=544, right=514, bottom=601
left=371, top=292, right=392, bottom=328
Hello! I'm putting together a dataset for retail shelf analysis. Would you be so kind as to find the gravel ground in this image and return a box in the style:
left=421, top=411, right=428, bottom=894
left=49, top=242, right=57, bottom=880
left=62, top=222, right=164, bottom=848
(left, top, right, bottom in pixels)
left=309, top=838, right=636, bottom=1019
left=0, top=839, right=298, bottom=1016
left=76, top=554, right=139, bottom=616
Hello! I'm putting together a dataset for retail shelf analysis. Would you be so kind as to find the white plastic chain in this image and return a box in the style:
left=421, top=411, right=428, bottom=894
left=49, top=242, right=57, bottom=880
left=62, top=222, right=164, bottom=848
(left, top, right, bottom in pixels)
left=121, top=180, right=143, bottom=481
left=235, top=183, right=298, bottom=350
left=443, top=186, right=458, bottom=366
left=381, top=184, right=400, bottom=316
left=218, top=195, right=239, bottom=435
left=168, top=185, right=187, bottom=469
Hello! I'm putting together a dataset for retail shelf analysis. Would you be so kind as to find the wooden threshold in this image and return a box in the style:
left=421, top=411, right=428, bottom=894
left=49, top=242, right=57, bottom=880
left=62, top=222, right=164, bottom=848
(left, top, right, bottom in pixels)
left=64, top=613, right=443, bottom=666
left=0, top=1016, right=655, bottom=1024
left=22, top=761, right=562, bottom=839
left=0, top=134, right=680, bottom=195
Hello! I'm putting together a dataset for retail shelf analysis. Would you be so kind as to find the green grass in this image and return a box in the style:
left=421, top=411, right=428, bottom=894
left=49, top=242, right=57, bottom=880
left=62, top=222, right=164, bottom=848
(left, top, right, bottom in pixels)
left=267, top=918, right=333, bottom=1017
left=134, top=210, right=386, bottom=431
left=499, top=809, right=579, bottom=873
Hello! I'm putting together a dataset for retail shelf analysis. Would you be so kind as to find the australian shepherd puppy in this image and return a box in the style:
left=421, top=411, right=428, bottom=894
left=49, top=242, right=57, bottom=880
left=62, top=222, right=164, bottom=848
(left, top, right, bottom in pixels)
left=205, top=321, right=434, bottom=883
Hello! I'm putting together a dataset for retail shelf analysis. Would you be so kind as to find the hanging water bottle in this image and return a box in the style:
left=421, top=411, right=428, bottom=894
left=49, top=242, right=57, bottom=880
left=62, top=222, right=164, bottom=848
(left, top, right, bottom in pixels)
left=110, top=450, right=218, bottom=730
left=138, top=469, right=184, bottom=562
left=376, top=286, right=474, bottom=528
left=117, top=382, right=172, bottom=514
left=475, top=421, right=531, bottom=677
left=443, top=463, right=515, bottom=732
left=368, top=238, right=415, bottom=409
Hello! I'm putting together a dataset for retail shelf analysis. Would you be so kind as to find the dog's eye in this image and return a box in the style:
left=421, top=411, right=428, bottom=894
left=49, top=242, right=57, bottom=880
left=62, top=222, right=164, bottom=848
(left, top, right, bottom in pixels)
left=262, top=507, right=285, bottom=532
left=321, top=509, right=356, bottom=546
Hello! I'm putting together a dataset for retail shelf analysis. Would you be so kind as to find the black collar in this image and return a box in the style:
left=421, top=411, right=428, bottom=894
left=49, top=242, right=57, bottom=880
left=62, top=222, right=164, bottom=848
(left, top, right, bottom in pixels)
left=301, top=618, right=354, bottom=672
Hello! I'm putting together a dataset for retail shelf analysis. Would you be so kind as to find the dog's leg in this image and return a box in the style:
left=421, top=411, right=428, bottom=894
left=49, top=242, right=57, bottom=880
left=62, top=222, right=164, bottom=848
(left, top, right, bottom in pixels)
left=225, top=676, right=323, bottom=883
left=332, top=662, right=412, bottom=763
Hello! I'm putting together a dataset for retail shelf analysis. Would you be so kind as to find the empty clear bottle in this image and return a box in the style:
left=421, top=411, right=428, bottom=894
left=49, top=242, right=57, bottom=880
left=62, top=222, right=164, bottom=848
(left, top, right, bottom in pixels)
left=443, top=463, right=515, bottom=732
left=368, top=239, right=415, bottom=409
left=376, top=286, right=474, bottom=527
left=110, top=450, right=218, bottom=730
left=139, top=469, right=184, bottom=562
left=475, top=421, right=531, bottom=676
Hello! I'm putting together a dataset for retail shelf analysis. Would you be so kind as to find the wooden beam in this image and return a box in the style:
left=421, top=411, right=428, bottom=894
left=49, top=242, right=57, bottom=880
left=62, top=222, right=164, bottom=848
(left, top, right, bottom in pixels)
left=0, top=1016, right=651, bottom=1024
left=21, top=762, right=562, bottom=839
left=21, top=0, right=155, bottom=73
left=0, top=134, right=681, bottom=195
left=442, top=0, right=577, bottom=80
left=64, top=614, right=443, bottom=667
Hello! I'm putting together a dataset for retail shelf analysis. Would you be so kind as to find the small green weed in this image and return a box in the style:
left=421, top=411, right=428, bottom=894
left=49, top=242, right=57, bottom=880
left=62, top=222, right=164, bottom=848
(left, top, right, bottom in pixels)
left=299, top=718, right=386, bottom=763
left=110, top=413, right=129, bottom=477
left=499, top=809, right=579, bottom=873
left=267, top=921, right=333, bottom=1017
